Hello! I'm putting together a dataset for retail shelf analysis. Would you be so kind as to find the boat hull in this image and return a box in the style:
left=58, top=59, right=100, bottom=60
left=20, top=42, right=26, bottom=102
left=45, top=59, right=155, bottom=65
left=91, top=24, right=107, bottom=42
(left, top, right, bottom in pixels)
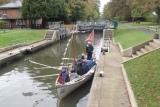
left=56, top=66, right=96, bottom=100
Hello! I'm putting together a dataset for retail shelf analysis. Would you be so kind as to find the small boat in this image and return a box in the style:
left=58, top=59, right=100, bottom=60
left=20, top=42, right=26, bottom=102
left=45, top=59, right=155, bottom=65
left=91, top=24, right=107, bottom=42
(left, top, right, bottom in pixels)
left=55, top=30, right=97, bottom=100
left=55, top=60, right=96, bottom=100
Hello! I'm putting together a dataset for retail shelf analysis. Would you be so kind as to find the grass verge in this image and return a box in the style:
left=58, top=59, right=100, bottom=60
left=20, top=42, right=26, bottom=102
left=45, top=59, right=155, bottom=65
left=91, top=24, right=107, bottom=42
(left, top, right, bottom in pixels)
left=124, top=49, right=160, bottom=107
left=114, top=24, right=152, bottom=49
left=0, top=29, right=46, bottom=48
left=128, top=22, right=156, bottom=27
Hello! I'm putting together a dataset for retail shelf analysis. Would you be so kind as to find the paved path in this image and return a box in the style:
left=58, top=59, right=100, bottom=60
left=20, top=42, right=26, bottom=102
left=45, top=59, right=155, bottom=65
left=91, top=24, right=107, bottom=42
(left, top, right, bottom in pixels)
left=87, top=43, right=131, bottom=107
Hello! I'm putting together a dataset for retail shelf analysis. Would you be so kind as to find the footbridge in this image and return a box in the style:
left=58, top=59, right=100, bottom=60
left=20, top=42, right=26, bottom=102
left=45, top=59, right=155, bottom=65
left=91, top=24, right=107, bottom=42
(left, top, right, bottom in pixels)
left=44, top=21, right=114, bottom=41
left=76, top=21, right=114, bottom=31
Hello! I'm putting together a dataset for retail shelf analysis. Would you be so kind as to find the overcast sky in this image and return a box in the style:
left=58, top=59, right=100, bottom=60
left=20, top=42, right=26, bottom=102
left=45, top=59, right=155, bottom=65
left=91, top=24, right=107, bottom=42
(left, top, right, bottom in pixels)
left=100, top=0, right=110, bottom=13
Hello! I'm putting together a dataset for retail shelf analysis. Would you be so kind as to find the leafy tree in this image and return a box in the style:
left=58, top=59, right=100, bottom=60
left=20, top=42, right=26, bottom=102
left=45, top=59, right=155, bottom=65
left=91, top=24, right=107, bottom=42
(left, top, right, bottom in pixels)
left=22, top=0, right=67, bottom=27
left=84, top=0, right=100, bottom=20
left=22, top=0, right=100, bottom=26
left=48, top=0, right=67, bottom=21
left=0, top=0, right=9, bottom=5
left=102, top=0, right=160, bottom=22
left=129, top=0, right=160, bottom=23
left=148, top=0, right=160, bottom=23
left=102, top=0, right=131, bottom=21
left=66, top=0, right=85, bottom=22
left=102, top=2, right=112, bottom=19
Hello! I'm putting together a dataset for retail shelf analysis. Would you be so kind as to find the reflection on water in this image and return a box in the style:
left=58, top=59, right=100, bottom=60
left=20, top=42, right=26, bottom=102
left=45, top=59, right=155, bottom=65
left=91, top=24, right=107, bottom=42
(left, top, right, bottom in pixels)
left=0, top=32, right=102, bottom=107
left=58, top=79, right=93, bottom=107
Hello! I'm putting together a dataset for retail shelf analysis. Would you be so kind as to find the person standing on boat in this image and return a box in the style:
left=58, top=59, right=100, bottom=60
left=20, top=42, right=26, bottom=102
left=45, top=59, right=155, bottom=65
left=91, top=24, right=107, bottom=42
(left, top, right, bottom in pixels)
left=86, top=41, right=94, bottom=60
left=85, top=30, right=94, bottom=60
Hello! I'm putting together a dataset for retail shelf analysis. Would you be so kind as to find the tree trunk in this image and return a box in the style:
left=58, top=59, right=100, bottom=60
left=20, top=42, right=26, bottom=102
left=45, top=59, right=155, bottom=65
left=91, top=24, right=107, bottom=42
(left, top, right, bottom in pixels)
left=155, top=7, right=160, bottom=24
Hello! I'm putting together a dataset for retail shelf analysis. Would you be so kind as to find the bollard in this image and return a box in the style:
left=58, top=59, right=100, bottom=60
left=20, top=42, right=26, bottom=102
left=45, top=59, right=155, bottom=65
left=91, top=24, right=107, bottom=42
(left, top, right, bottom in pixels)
left=99, top=71, right=104, bottom=77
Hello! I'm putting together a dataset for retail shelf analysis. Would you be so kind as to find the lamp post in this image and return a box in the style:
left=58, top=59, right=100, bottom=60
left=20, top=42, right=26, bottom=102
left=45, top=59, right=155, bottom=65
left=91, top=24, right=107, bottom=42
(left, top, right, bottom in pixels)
left=152, top=11, right=159, bottom=33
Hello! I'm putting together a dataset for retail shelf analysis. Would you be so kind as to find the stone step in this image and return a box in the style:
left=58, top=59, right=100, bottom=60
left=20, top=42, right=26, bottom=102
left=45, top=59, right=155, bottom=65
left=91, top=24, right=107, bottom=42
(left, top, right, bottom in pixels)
left=145, top=45, right=153, bottom=51
left=132, top=53, right=138, bottom=58
left=45, top=31, right=54, bottom=39
left=140, top=48, right=148, bottom=53
left=136, top=50, right=144, bottom=56
left=153, top=39, right=160, bottom=45
left=149, top=42, right=159, bottom=48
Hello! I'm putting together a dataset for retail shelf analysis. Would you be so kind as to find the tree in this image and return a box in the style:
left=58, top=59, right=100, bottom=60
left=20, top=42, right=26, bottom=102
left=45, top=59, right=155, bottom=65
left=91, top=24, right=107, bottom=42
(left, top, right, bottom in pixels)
left=66, top=0, right=85, bottom=22
left=102, top=2, right=113, bottom=19
left=22, top=0, right=100, bottom=26
left=0, top=0, right=9, bottom=5
left=129, top=0, right=160, bottom=23
left=84, top=0, right=100, bottom=20
left=102, top=0, right=131, bottom=21
left=22, top=0, right=67, bottom=27
left=148, top=0, right=160, bottom=23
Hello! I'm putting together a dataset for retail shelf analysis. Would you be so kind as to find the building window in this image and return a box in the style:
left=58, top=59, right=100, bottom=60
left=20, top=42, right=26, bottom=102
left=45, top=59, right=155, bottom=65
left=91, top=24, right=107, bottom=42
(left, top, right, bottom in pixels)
left=1, top=10, right=6, bottom=14
left=0, top=10, right=2, bottom=15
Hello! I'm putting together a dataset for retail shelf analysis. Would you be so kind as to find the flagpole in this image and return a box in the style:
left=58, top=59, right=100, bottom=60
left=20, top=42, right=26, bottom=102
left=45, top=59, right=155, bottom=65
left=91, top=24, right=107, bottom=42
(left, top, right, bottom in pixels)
left=93, top=25, right=95, bottom=46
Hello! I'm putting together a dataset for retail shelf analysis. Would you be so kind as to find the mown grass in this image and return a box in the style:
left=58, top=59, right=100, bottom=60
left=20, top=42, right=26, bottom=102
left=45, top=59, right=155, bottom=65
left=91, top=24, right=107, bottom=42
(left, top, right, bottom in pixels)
left=124, top=49, right=160, bottom=107
left=114, top=24, right=152, bottom=49
left=128, top=22, right=156, bottom=27
left=0, top=29, right=46, bottom=48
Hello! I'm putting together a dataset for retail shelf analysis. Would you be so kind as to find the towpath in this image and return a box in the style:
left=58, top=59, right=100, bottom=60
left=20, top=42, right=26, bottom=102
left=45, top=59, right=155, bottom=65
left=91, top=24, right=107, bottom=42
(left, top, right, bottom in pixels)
left=87, top=43, right=131, bottom=107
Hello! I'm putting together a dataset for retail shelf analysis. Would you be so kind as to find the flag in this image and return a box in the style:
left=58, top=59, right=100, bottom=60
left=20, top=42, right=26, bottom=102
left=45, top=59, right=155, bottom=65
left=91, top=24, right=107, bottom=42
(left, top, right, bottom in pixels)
left=85, top=30, right=94, bottom=43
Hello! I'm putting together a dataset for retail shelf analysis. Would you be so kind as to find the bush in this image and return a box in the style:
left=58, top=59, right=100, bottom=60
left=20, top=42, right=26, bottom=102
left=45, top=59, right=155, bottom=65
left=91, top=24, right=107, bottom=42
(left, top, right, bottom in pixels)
left=0, top=20, right=7, bottom=29
left=145, top=13, right=157, bottom=23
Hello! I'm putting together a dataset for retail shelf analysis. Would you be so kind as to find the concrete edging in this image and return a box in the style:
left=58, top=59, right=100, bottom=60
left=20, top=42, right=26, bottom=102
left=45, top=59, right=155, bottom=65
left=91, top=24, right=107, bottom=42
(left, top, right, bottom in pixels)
left=117, top=42, right=123, bottom=52
left=123, top=46, right=160, bottom=63
left=0, top=30, right=76, bottom=68
left=0, top=39, right=44, bottom=53
left=114, top=41, right=124, bottom=56
left=121, top=64, right=138, bottom=107
left=0, top=44, right=27, bottom=53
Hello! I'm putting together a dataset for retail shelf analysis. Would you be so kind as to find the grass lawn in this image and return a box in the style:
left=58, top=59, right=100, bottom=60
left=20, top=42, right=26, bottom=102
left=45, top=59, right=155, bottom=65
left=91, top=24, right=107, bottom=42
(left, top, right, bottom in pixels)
left=0, top=29, right=46, bottom=48
left=114, top=25, right=152, bottom=49
left=128, top=22, right=156, bottom=27
left=124, top=49, right=160, bottom=107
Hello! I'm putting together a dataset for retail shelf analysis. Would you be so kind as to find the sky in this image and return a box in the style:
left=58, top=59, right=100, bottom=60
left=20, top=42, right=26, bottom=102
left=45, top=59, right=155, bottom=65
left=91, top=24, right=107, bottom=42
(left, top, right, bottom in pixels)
left=100, top=0, right=110, bottom=13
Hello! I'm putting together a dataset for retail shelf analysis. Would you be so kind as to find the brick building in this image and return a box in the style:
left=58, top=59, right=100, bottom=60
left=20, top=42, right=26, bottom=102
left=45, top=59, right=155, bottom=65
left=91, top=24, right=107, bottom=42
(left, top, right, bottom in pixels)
left=0, top=0, right=25, bottom=28
left=0, top=0, right=42, bottom=28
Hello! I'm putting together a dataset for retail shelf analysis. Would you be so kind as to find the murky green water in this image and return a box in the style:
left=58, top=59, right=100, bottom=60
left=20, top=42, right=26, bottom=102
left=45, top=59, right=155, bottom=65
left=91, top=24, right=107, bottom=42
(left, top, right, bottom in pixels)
left=0, top=32, right=102, bottom=107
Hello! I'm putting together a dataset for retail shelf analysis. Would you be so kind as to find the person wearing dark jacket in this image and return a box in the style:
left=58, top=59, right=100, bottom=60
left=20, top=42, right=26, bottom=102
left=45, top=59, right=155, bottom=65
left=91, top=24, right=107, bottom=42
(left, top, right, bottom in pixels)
left=86, top=41, right=94, bottom=60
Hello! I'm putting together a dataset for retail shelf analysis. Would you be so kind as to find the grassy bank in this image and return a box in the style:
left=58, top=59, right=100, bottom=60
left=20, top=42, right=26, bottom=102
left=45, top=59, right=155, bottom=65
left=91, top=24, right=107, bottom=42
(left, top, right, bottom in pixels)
left=128, top=22, right=156, bottom=27
left=114, top=24, right=152, bottom=49
left=0, top=29, right=46, bottom=48
left=124, top=49, right=160, bottom=107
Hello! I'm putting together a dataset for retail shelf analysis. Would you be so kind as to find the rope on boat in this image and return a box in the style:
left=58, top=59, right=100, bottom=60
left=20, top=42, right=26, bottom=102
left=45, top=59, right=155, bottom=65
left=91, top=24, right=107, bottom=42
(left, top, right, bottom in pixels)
left=34, top=67, right=59, bottom=70
left=28, top=74, right=59, bottom=79
left=63, top=34, right=73, bottom=58
left=29, top=60, right=61, bottom=70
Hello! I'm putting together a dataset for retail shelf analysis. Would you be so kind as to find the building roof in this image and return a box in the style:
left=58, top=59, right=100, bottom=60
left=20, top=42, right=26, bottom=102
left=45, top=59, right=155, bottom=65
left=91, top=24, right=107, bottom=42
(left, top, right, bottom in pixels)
left=0, top=0, right=22, bottom=9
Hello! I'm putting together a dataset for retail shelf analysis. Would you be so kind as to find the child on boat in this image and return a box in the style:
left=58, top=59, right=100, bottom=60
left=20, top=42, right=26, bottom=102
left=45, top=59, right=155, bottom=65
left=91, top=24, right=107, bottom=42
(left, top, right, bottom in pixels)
left=58, top=67, right=70, bottom=84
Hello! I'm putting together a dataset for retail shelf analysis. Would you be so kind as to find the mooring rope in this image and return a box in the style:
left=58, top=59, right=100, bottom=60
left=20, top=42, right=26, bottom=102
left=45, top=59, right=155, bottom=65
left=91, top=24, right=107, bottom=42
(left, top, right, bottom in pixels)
left=26, top=74, right=59, bottom=79
left=29, top=60, right=61, bottom=70
left=63, top=35, right=73, bottom=58
left=62, top=34, right=74, bottom=65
